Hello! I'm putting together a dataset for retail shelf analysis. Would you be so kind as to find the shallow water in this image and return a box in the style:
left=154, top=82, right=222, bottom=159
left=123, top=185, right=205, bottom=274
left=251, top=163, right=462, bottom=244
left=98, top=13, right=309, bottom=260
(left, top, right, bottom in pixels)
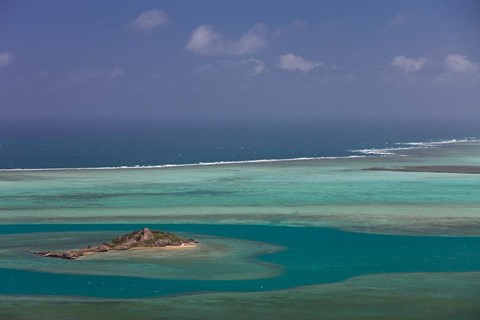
left=2, top=272, right=477, bottom=320
left=1, top=142, right=480, bottom=235
left=0, top=228, right=282, bottom=281
left=0, top=224, right=478, bottom=298
left=0, top=141, right=479, bottom=318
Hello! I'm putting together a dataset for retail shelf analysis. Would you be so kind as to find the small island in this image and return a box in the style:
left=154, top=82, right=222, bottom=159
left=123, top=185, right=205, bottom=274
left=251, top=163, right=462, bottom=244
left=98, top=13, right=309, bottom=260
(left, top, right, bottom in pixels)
left=29, top=228, right=196, bottom=260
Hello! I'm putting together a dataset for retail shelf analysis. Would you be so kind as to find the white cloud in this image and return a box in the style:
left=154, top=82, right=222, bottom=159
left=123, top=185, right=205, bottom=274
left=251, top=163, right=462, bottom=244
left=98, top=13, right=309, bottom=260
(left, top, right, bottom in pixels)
left=388, top=13, right=416, bottom=27
left=435, top=54, right=479, bottom=84
left=68, top=67, right=124, bottom=82
left=277, top=53, right=322, bottom=73
left=128, top=9, right=169, bottom=32
left=445, top=54, right=478, bottom=73
left=186, top=24, right=269, bottom=56
left=185, top=25, right=221, bottom=55
left=390, top=55, right=427, bottom=73
left=0, top=51, right=13, bottom=67
left=241, top=59, right=266, bottom=76
left=251, top=59, right=266, bottom=75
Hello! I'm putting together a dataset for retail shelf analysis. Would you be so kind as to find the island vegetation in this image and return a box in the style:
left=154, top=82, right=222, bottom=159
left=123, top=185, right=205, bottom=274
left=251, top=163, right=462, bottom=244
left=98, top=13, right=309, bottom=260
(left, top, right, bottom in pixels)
left=29, top=228, right=196, bottom=260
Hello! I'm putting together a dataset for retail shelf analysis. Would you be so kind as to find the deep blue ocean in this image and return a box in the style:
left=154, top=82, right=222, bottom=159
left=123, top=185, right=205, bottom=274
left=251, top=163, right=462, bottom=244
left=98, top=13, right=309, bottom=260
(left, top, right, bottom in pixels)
left=1, top=119, right=478, bottom=169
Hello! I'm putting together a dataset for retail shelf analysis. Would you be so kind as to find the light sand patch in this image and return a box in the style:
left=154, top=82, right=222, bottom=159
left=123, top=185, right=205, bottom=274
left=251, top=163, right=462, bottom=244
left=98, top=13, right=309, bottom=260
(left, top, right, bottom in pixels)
left=77, top=243, right=197, bottom=259
left=0, top=232, right=283, bottom=280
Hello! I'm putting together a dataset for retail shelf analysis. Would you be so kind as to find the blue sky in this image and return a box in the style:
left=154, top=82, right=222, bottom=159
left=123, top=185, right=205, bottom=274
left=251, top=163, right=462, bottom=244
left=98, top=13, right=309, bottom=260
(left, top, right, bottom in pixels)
left=0, top=0, right=479, bottom=122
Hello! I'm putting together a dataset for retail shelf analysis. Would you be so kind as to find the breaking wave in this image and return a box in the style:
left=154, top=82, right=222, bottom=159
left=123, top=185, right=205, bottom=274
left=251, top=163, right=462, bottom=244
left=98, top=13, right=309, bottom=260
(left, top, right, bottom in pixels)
left=1, top=137, right=478, bottom=172
left=350, top=137, right=480, bottom=156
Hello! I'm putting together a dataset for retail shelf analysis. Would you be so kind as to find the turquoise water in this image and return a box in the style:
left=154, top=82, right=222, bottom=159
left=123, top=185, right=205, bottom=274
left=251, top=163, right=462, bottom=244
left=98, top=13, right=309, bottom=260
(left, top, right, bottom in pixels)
left=0, top=140, right=479, bottom=318
left=0, top=224, right=478, bottom=298
left=1, top=142, right=480, bottom=235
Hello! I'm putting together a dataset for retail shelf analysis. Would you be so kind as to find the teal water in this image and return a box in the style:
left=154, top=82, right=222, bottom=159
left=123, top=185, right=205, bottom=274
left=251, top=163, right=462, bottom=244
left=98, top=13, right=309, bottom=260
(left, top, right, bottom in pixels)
left=0, top=140, right=479, bottom=320
left=1, top=142, right=480, bottom=236
left=0, top=224, right=478, bottom=298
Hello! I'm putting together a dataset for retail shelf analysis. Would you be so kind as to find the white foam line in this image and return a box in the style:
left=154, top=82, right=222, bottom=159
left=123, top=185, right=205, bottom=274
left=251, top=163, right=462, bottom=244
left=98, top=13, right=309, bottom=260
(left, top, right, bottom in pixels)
left=350, top=147, right=418, bottom=156
left=0, top=155, right=367, bottom=172
left=2, top=137, right=478, bottom=172
left=398, top=138, right=480, bottom=147
left=351, top=137, right=479, bottom=156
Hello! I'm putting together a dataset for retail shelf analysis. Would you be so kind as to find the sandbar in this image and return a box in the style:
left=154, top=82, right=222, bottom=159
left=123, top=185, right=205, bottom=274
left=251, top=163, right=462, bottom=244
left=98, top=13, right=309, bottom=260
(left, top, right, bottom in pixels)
left=365, top=165, right=480, bottom=174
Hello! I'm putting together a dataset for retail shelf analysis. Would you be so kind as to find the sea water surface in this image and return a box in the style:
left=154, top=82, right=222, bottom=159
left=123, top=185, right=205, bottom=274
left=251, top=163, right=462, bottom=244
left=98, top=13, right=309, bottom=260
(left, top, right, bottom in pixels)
left=0, top=224, right=479, bottom=298
left=0, top=122, right=479, bottom=319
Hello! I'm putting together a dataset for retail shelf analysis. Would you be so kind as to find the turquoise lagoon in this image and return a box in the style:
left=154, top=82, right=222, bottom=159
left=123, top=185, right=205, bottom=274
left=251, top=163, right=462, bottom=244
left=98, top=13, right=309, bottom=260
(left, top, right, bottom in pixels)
left=0, top=141, right=479, bottom=319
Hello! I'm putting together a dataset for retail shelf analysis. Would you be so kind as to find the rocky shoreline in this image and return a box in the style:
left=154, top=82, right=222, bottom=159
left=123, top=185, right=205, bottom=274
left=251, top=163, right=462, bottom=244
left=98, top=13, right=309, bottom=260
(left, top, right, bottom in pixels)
left=29, top=228, right=196, bottom=260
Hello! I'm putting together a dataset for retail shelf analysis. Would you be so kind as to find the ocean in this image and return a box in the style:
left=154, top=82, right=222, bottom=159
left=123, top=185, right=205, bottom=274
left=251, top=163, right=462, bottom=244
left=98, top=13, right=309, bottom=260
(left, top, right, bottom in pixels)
left=1, top=118, right=478, bottom=169
left=0, top=120, right=479, bottom=319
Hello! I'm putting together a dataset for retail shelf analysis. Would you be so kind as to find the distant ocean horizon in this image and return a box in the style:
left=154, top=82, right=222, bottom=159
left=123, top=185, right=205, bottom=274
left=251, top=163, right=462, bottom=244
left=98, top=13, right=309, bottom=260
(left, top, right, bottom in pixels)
left=1, top=118, right=478, bottom=170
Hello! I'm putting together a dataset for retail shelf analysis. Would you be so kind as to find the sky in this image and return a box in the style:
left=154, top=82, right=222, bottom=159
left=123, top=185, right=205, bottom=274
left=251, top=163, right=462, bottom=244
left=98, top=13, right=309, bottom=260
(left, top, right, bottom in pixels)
left=0, top=0, right=479, bottom=123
